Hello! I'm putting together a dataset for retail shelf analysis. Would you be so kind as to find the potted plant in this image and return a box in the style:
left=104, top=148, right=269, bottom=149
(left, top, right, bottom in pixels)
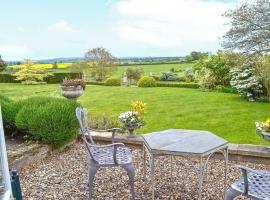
left=60, top=79, right=86, bottom=100
left=119, top=101, right=146, bottom=138
left=256, top=118, right=270, bottom=149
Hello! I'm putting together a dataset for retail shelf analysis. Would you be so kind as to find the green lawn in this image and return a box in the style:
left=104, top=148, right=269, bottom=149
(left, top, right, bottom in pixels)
left=1, top=83, right=269, bottom=145
left=113, top=63, right=194, bottom=78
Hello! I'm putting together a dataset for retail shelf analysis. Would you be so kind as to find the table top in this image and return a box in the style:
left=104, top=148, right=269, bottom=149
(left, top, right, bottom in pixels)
left=142, top=129, right=228, bottom=156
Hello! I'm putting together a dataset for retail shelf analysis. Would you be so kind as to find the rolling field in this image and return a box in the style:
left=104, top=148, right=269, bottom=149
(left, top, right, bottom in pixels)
left=0, top=83, right=269, bottom=145
left=7, top=62, right=194, bottom=77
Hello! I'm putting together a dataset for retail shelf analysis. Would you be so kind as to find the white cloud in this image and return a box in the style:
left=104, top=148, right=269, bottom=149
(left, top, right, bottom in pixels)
left=0, top=45, right=33, bottom=60
left=48, top=20, right=80, bottom=34
left=0, top=45, right=32, bottom=54
left=114, top=0, right=238, bottom=53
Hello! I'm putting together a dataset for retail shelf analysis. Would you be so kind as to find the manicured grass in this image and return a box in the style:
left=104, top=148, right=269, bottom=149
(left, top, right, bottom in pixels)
left=0, top=83, right=269, bottom=145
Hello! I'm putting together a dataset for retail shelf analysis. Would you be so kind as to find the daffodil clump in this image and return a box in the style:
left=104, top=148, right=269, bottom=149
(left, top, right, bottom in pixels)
left=131, top=101, right=146, bottom=115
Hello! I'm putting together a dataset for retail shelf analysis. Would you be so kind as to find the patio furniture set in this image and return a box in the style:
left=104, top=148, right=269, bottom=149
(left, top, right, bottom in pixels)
left=76, top=107, right=270, bottom=200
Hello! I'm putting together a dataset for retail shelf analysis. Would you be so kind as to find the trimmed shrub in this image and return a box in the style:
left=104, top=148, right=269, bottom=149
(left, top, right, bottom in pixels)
left=159, top=72, right=184, bottom=82
left=156, top=82, right=200, bottom=89
left=0, top=72, right=82, bottom=84
left=0, top=95, right=13, bottom=125
left=104, top=77, right=121, bottom=86
left=15, top=97, right=79, bottom=149
left=0, top=94, right=12, bottom=105
left=86, top=81, right=105, bottom=86
left=137, top=76, right=156, bottom=87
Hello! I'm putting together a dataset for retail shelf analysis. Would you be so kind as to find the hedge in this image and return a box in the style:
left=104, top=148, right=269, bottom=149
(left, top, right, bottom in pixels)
left=0, top=72, right=82, bottom=84
left=86, top=81, right=105, bottom=86
left=156, top=82, right=200, bottom=89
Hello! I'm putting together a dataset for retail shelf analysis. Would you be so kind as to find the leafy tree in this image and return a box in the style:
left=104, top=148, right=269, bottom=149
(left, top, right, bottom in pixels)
left=0, top=55, right=7, bottom=72
left=13, top=59, right=52, bottom=84
left=185, top=51, right=208, bottom=62
left=223, top=0, right=270, bottom=55
left=126, top=67, right=143, bottom=84
left=194, top=51, right=232, bottom=88
left=256, top=56, right=270, bottom=100
left=85, top=47, right=117, bottom=81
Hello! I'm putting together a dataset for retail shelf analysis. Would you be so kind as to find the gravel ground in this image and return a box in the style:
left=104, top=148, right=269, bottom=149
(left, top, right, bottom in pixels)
left=20, top=141, right=270, bottom=200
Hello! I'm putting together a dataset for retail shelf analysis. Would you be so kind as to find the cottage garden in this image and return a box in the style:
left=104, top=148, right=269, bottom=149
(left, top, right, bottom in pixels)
left=0, top=1, right=270, bottom=199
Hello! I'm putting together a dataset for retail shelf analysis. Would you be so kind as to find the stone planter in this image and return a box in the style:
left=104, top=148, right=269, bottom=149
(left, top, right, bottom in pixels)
left=125, top=125, right=139, bottom=138
left=60, top=85, right=83, bottom=100
left=256, top=128, right=270, bottom=150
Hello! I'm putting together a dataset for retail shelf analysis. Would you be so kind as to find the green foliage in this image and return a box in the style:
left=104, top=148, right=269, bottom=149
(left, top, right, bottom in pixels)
left=0, top=55, right=7, bottom=72
left=137, top=76, right=156, bottom=87
left=89, top=114, right=120, bottom=130
left=12, top=59, right=52, bottom=84
left=215, top=85, right=238, bottom=94
left=86, top=81, right=105, bottom=86
left=256, top=56, right=270, bottom=100
left=0, top=95, right=13, bottom=125
left=14, top=97, right=78, bottom=148
left=126, top=67, right=143, bottom=84
left=194, top=51, right=232, bottom=89
left=156, top=82, right=200, bottom=89
left=104, top=77, right=121, bottom=86
left=0, top=72, right=81, bottom=83
left=159, top=72, right=184, bottom=82
left=185, top=51, right=208, bottom=62
left=230, top=61, right=264, bottom=101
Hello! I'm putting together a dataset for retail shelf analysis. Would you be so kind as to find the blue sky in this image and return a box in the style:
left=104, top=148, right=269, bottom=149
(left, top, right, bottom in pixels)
left=0, top=0, right=239, bottom=60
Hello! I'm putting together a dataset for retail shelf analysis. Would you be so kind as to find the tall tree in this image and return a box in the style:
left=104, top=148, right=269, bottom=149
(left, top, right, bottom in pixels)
left=0, top=55, right=7, bottom=72
left=84, top=47, right=117, bottom=81
left=223, top=0, right=270, bottom=55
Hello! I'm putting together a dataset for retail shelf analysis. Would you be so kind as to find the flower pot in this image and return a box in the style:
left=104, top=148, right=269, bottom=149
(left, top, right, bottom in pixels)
left=125, top=125, right=138, bottom=138
left=60, top=85, right=83, bottom=100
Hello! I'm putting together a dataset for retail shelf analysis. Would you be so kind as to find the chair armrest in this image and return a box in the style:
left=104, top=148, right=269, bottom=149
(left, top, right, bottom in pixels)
left=237, top=165, right=270, bottom=176
left=236, top=165, right=270, bottom=195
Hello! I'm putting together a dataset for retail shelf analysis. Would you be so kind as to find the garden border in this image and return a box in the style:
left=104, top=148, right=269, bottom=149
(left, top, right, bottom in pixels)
left=90, top=131, right=270, bottom=164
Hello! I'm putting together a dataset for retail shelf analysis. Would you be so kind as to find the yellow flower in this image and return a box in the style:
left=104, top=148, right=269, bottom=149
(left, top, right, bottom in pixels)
left=131, top=101, right=146, bottom=115
left=266, top=118, right=270, bottom=124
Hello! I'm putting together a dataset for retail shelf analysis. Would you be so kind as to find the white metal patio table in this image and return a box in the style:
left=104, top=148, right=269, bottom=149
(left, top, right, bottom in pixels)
left=142, top=129, right=229, bottom=200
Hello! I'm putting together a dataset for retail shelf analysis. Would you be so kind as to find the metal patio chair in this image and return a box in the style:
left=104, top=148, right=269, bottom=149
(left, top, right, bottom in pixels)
left=75, top=107, right=135, bottom=200
left=226, top=165, right=270, bottom=200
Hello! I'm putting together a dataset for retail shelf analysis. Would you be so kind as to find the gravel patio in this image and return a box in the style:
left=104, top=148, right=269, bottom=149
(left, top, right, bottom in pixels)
left=20, top=141, right=270, bottom=200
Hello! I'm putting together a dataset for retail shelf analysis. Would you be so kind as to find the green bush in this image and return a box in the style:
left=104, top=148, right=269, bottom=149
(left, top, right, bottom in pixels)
left=0, top=72, right=82, bottom=84
left=137, top=76, right=156, bottom=87
left=0, top=95, right=13, bottom=125
left=104, top=77, right=121, bottom=86
left=215, top=85, right=238, bottom=94
left=156, top=82, right=200, bottom=89
left=86, top=81, right=105, bottom=86
left=14, top=97, right=79, bottom=149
